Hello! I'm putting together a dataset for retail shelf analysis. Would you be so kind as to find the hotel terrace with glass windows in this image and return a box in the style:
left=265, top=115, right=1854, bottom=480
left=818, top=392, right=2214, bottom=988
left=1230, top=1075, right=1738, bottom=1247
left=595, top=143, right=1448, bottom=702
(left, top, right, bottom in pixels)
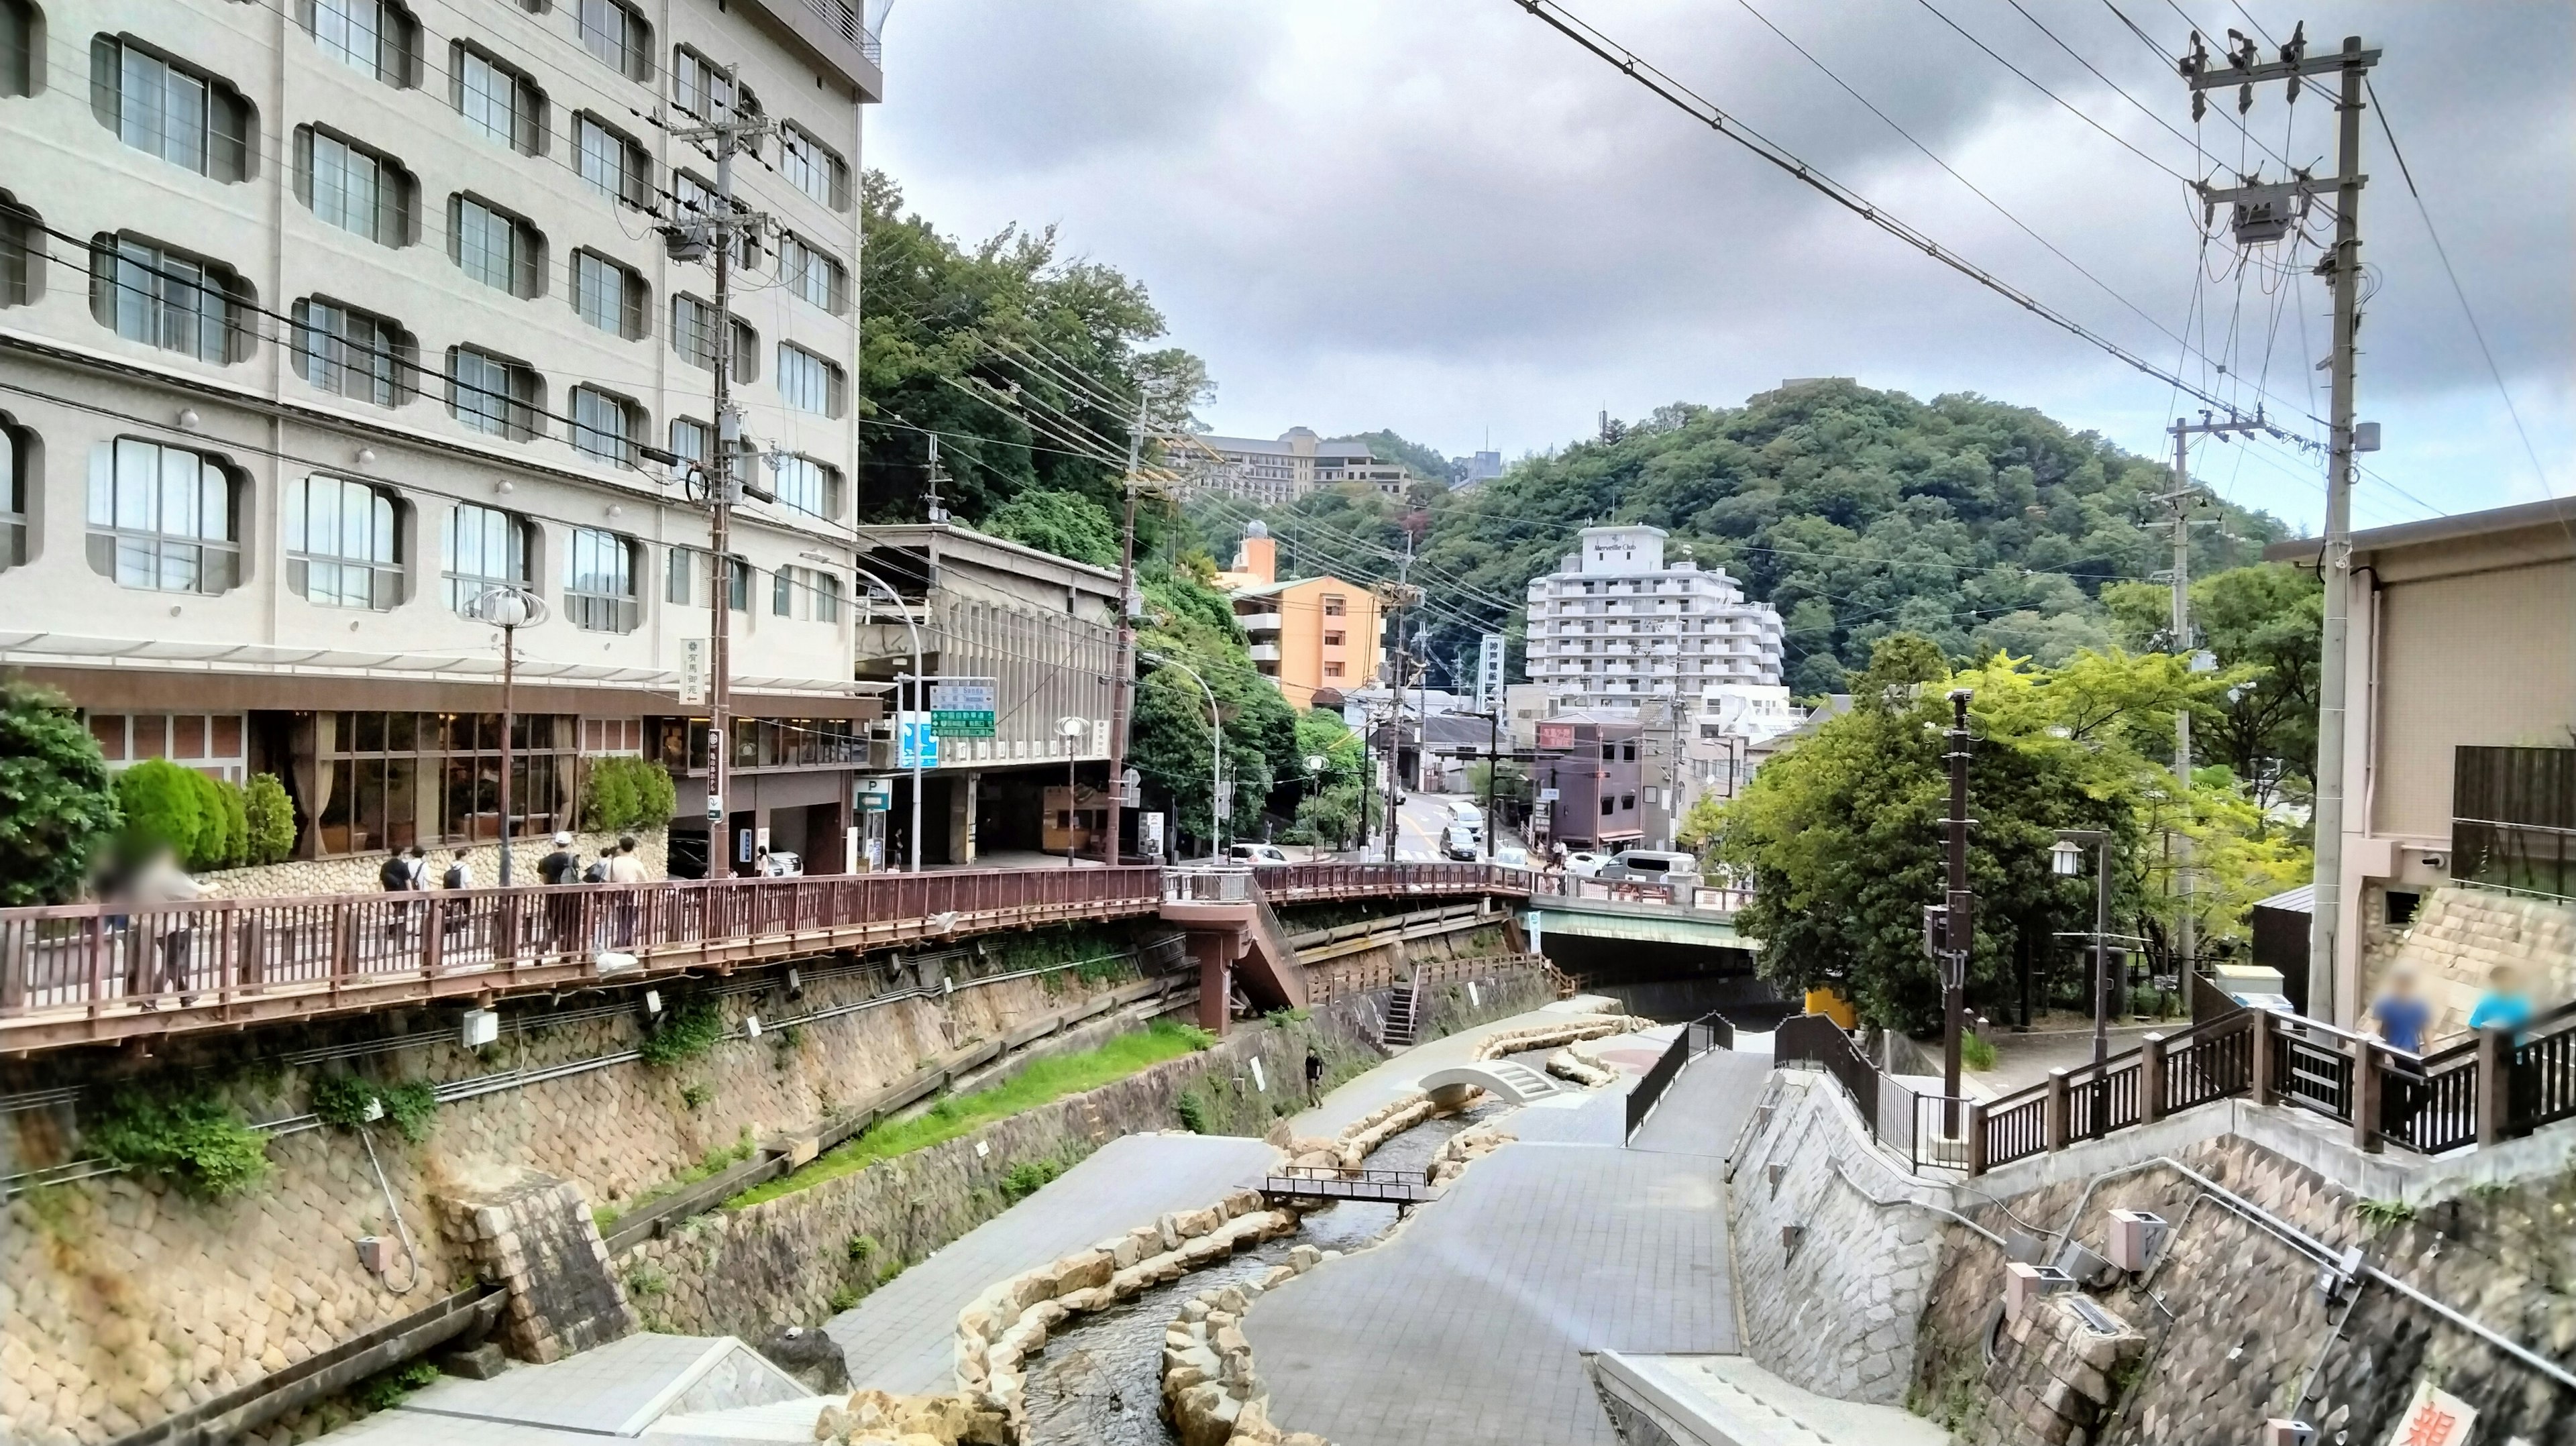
left=0, top=0, right=886, bottom=876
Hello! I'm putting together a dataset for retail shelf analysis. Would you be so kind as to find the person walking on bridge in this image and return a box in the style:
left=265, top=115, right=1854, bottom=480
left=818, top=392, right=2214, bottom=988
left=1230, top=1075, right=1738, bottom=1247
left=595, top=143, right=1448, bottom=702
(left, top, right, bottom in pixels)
left=1305, top=1046, right=1326, bottom=1105
left=604, top=834, right=647, bottom=947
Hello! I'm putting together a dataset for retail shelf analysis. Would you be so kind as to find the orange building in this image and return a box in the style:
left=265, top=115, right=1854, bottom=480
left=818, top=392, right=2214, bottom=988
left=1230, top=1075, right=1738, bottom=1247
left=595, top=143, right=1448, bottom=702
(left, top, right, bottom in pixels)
left=1214, top=524, right=1385, bottom=708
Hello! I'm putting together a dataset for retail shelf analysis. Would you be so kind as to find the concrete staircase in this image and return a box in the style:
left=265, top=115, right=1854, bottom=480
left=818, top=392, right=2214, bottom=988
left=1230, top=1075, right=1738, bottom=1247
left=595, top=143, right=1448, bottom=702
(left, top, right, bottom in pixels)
left=1382, top=980, right=1421, bottom=1048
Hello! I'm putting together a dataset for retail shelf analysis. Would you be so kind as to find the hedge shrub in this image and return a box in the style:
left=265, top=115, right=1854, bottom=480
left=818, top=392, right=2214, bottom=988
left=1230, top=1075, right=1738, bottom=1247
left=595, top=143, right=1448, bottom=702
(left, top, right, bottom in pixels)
left=117, top=759, right=211, bottom=867
left=243, top=774, right=297, bottom=865
left=0, top=681, right=121, bottom=905
left=581, top=756, right=677, bottom=834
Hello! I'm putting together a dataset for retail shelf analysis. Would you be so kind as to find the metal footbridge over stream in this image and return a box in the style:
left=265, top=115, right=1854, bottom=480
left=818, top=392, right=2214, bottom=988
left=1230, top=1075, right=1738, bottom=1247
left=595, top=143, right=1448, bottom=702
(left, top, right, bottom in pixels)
left=0, top=862, right=1743, bottom=1052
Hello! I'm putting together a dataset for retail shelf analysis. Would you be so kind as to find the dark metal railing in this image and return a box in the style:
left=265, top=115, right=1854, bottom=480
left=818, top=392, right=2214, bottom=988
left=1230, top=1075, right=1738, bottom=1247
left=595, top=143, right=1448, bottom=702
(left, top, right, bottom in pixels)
left=1624, top=1009, right=1736, bottom=1141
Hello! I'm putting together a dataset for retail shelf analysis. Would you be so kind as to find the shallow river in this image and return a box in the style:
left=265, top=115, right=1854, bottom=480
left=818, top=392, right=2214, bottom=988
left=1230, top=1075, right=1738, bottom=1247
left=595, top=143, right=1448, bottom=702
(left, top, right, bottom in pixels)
left=1020, top=1101, right=1503, bottom=1446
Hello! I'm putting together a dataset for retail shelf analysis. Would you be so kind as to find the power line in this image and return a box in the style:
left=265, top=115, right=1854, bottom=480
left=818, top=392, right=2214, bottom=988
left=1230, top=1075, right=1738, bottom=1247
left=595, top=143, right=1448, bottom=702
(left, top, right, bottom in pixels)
left=1511, top=0, right=2318, bottom=428
left=1907, top=0, right=2192, bottom=182
left=2364, top=77, right=2559, bottom=500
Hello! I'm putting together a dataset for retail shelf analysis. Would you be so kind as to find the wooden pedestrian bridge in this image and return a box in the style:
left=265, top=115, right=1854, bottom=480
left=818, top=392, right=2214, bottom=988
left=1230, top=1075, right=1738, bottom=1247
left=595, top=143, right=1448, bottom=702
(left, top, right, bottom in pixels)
left=0, top=861, right=1737, bottom=1053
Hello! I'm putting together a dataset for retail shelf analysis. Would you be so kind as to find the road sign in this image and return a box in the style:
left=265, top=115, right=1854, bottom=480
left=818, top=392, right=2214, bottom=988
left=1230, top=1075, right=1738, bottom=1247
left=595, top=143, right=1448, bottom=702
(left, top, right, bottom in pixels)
left=855, top=777, right=891, bottom=812
left=1538, top=787, right=1560, bottom=803
left=678, top=638, right=708, bottom=706
left=897, top=715, right=942, bottom=769
left=1138, top=812, right=1165, bottom=858
left=929, top=679, right=997, bottom=738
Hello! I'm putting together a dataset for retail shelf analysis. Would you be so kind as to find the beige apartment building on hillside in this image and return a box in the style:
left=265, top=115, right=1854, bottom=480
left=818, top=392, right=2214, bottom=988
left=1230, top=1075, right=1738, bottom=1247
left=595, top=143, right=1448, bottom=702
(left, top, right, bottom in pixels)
left=1214, top=522, right=1384, bottom=708
left=0, top=0, right=884, bottom=875
left=1187, top=427, right=1411, bottom=504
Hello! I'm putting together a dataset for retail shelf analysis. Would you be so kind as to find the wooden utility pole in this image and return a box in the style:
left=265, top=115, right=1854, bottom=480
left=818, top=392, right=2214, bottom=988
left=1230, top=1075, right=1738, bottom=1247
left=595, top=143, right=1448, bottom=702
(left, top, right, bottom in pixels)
left=2184, top=26, right=2377, bottom=1021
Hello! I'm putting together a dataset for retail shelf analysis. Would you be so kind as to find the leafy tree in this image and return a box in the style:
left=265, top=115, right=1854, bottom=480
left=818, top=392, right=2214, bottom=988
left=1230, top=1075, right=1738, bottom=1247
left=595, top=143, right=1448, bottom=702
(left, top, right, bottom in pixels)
left=1128, top=567, right=1296, bottom=850
left=209, top=777, right=250, bottom=870
left=242, top=774, right=297, bottom=865
left=2104, top=563, right=2321, bottom=803
left=582, top=757, right=678, bottom=834
left=981, top=489, right=1119, bottom=568
left=0, top=681, right=121, bottom=904
left=857, top=172, right=1207, bottom=539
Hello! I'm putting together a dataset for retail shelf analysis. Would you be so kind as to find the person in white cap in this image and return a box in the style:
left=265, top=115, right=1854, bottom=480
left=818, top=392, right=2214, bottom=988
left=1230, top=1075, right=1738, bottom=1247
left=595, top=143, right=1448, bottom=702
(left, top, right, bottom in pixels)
left=538, top=832, right=580, bottom=885
left=537, top=831, right=583, bottom=956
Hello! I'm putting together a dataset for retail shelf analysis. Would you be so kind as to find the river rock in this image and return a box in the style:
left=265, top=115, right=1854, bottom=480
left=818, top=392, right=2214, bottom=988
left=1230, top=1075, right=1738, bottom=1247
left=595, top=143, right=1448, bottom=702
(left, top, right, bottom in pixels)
left=1288, top=1245, right=1322, bottom=1272
left=814, top=1404, right=848, bottom=1441
left=761, top=1326, right=851, bottom=1394
left=1259, top=1265, right=1296, bottom=1290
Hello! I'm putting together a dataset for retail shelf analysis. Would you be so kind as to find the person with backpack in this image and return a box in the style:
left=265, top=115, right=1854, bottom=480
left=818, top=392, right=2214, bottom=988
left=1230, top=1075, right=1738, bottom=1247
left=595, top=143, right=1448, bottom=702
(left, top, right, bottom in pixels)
left=539, top=832, right=583, bottom=955
left=537, top=832, right=581, bottom=885
left=380, top=846, right=426, bottom=946
left=440, top=850, right=476, bottom=952
left=441, top=850, right=474, bottom=891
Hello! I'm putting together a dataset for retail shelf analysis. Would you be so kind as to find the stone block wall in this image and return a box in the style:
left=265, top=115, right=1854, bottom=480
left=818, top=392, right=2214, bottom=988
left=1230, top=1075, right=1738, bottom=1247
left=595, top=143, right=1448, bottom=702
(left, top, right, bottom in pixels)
left=0, top=946, right=1144, bottom=1446
left=1911, top=1127, right=2576, bottom=1443
left=2369, top=885, right=2576, bottom=1035
left=193, top=830, right=668, bottom=899
left=439, top=1171, right=633, bottom=1364
left=1725, top=1069, right=1949, bottom=1406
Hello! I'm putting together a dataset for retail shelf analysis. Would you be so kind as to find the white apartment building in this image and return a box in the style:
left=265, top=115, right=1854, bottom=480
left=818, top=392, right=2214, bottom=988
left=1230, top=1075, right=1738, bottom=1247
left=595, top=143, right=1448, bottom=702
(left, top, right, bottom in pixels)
left=1187, top=427, right=1409, bottom=504
left=0, top=0, right=883, bottom=875
left=1523, top=525, right=1785, bottom=711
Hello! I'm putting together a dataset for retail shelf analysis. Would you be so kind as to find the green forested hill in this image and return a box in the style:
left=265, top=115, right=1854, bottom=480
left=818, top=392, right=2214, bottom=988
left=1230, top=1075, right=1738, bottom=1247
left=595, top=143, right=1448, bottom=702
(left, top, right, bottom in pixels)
left=1187, top=381, right=2289, bottom=696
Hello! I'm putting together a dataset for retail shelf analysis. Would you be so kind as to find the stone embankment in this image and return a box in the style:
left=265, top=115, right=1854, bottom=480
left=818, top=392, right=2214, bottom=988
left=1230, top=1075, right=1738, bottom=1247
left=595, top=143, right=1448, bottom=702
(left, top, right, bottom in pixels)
left=1544, top=1040, right=1617, bottom=1087
left=1473, top=1015, right=1656, bottom=1062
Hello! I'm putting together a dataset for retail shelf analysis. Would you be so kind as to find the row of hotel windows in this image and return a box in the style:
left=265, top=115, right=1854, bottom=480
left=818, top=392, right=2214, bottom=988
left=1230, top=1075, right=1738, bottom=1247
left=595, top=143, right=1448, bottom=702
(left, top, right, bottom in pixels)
left=0, top=429, right=846, bottom=629
left=0, top=0, right=852, bottom=211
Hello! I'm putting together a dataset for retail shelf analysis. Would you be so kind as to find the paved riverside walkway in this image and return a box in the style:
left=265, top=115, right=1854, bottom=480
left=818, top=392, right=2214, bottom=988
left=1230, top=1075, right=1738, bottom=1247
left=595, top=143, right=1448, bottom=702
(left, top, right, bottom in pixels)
left=822, top=1131, right=1277, bottom=1394
left=1248, top=1137, right=1736, bottom=1445
left=1629, top=1046, right=1774, bottom=1158
left=1291, top=995, right=1644, bottom=1137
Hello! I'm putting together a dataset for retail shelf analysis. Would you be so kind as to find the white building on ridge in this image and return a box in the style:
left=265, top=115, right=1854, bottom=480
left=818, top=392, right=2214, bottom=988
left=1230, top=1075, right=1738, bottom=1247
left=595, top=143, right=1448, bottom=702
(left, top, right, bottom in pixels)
left=1522, top=524, right=1784, bottom=712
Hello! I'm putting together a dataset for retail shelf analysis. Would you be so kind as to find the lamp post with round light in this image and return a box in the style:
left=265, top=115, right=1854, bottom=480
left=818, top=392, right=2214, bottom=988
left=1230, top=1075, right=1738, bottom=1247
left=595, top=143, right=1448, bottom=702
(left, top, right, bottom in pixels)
left=473, top=586, right=548, bottom=887
left=1056, top=716, right=1090, bottom=868
left=2052, top=830, right=2114, bottom=1069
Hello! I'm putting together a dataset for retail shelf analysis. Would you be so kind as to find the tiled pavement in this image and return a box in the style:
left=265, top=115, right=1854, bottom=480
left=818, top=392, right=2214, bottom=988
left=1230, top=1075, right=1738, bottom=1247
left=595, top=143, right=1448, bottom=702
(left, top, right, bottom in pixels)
left=1628, top=1048, right=1773, bottom=1159
left=1248, top=1139, right=1735, bottom=1445
left=822, top=1131, right=1277, bottom=1394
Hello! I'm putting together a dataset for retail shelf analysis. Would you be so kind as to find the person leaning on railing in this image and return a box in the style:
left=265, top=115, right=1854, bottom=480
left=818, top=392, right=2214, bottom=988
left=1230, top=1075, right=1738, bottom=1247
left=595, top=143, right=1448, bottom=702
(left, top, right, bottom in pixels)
left=2364, top=965, right=2430, bottom=1139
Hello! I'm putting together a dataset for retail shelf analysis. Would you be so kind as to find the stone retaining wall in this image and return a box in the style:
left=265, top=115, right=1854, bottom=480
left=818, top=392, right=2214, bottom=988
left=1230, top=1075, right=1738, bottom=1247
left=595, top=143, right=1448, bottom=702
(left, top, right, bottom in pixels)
left=1725, top=1069, right=1951, bottom=1406
left=191, top=830, right=669, bottom=899
left=0, top=944, right=1146, bottom=1446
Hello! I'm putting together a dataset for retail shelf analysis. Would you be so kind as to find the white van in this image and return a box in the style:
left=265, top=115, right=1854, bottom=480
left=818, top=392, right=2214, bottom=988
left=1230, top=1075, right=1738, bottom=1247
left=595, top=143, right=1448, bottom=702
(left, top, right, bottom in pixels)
left=1597, top=850, right=1700, bottom=887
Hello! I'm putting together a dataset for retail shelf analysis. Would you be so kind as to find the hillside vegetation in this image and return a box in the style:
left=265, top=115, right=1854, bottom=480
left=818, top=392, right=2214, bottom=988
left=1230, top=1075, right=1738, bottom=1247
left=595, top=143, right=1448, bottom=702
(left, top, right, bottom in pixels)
left=1189, top=381, right=2290, bottom=696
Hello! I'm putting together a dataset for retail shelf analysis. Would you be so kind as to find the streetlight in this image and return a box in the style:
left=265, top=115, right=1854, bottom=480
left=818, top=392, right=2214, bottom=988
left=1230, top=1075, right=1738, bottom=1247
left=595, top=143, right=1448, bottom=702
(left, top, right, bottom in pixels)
left=1057, top=716, right=1089, bottom=869
left=847, top=561, right=926, bottom=873
left=1140, top=651, right=1220, bottom=858
left=2054, top=830, right=2114, bottom=1069
left=472, top=585, right=547, bottom=886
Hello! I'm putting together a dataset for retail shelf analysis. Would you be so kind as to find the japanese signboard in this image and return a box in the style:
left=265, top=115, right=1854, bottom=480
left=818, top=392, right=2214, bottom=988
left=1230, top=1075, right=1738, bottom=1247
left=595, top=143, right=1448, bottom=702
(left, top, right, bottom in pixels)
left=854, top=777, right=892, bottom=813
left=1536, top=721, right=1575, bottom=751
left=2385, top=1382, right=2475, bottom=1446
left=928, top=679, right=998, bottom=738
left=678, top=638, right=708, bottom=706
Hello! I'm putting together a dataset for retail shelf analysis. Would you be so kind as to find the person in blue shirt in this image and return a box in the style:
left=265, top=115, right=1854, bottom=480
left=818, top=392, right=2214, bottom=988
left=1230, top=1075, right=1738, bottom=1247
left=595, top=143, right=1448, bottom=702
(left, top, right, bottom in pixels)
left=2467, top=964, right=2536, bottom=1036
left=2367, top=966, right=2432, bottom=1054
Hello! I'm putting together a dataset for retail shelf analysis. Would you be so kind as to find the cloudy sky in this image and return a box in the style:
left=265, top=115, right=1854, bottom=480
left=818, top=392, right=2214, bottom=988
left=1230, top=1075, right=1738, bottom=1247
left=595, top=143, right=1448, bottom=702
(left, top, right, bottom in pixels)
left=867, top=1, right=2572, bottom=533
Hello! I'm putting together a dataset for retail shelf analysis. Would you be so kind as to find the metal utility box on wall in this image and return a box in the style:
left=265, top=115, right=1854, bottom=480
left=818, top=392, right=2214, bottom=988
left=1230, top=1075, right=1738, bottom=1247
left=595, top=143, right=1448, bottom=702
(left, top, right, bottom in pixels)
left=2003, top=1262, right=2075, bottom=1322
left=2259, top=1421, right=2313, bottom=1446
left=2106, top=1210, right=2169, bottom=1272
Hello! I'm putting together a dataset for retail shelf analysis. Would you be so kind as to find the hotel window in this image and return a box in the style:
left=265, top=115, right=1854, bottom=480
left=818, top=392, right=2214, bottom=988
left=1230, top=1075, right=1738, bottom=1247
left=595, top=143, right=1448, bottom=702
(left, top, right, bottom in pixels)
left=299, top=0, right=419, bottom=87
left=726, top=556, right=749, bottom=611
left=0, top=415, right=25, bottom=573
left=777, top=344, right=844, bottom=416
left=294, top=127, right=415, bottom=245
left=1322, top=594, right=1346, bottom=618
left=778, top=234, right=846, bottom=314
left=449, top=194, right=543, bottom=297
left=671, top=44, right=750, bottom=122
left=446, top=345, right=542, bottom=439
left=1323, top=630, right=1344, bottom=647
left=89, top=233, right=254, bottom=363
left=665, top=544, right=696, bottom=605
left=1323, top=663, right=1344, bottom=679
left=85, top=437, right=239, bottom=594
left=778, top=124, right=847, bottom=209
left=672, top=170, right=758, bottom=268
left=309, top=710, right=580, bottom=854
left=568, top=385, right=641, bottom=465
left=667, top=416, right=710, bottom=483
left=87, top=713, right=248, bottom=784
left=769, top=453, right=839, bottom=520
left=566, top=526, right=638, bottom=632
left=812, top=571, right=841, bottom=624
left=1, top=0, right=32, bottom=97
left=0, top=194, right=37, bottom=307
left=576, top=0, right=651, bottom=81
left=771, top=567, right=794, bottom=617
left=285, top=473, right=402, bottom=609
left=451, top=44, right=544, bottom=155
left=292, top=298, right=413, bottom=408
left=443, top=502, right=531, bottom=614
left=574, top=113, right=648, bottom=207
left=91, top=36, right=255, bottom=180
left=570, top=248, right=645, bottom=338
left=671, top=295, right=757, bottom=382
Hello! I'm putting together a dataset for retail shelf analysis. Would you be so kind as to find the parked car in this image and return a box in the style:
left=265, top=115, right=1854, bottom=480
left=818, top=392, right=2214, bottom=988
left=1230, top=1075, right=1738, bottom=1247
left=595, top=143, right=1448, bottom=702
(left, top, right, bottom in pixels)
left=1597, top=850, right=1700, bottom=888
left=1492, top=843, right=1531, bottom=868
left=1226, top=842, right=1293, bottom=867
left=759, top=851, right=804, bottom=877
left=1440, top=825, right=1480, bottom=860
left=1562, top=850, right=1608, bottom=877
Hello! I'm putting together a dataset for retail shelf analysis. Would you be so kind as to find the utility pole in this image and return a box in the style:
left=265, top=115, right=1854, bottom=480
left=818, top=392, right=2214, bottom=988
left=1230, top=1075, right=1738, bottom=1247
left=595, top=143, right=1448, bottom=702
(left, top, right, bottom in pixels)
left=1102, top=400, right=1146, bottom=867
left=2183, top=26, right=2376, bottom=1021
left=1378, top=541, right=1421, bottom=859
left=2158, top=412, right=2264, bottom=989
left=663, top=77, right=772, bottom=878
left=1940, top=689, right=1974, bottom=1130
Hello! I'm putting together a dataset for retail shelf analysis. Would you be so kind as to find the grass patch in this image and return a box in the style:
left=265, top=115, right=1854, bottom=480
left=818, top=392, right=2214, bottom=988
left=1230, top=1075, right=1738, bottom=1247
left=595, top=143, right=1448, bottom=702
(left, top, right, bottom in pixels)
left=726, top=1019, right=1214, bottom=1209
left=2357, top=1197, right=2418, bottom=1231
left=594, top=1129, right=757, bottom=1233
left=1960, top=1031, right=1998, bottom=1072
